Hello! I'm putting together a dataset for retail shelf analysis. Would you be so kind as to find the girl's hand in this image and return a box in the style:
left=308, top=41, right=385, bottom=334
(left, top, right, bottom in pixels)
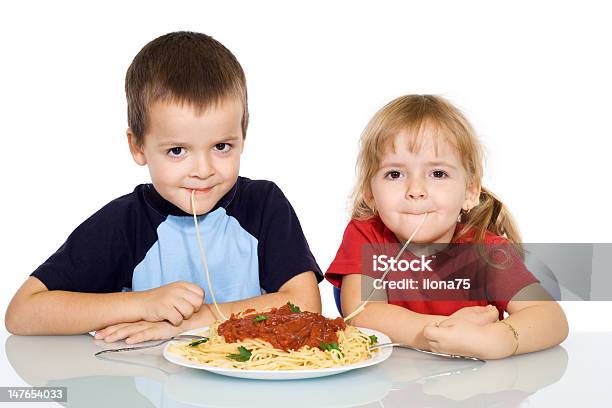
left=449, top=305, right=499, bottom=326
left=423, top=318, right=516, bottom=359
left=94, top=320, right=182, bottom=344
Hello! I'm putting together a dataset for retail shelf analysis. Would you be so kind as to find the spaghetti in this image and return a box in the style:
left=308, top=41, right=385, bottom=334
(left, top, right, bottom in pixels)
left=190, top=189, right=227, bottom=321
left=168, top=303, right=378, bottom=370
left=344, top=212, right=429, bottom=321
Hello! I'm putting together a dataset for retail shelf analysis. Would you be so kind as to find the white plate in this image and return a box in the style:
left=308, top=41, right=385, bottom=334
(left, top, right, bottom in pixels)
left=163, top=326, right=392, bottom=380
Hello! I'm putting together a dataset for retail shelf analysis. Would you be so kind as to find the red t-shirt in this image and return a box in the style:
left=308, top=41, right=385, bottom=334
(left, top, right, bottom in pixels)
left=325, top=217, right=539, bottom=317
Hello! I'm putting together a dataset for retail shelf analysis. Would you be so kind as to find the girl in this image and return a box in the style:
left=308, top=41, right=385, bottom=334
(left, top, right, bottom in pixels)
left=326, top=95, right=568, bottom=359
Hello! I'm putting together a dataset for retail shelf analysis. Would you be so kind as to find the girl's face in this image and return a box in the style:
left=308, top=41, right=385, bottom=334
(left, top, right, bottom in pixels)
left=369, top=127, right=479, bottom=244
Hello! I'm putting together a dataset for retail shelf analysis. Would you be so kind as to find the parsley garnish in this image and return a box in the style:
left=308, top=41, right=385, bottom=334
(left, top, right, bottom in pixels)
left=254, top=315, right=269, bottom=322
left=320, top=342, right=341, bottom=352
left=369, top=335, right=378, bottom=345
left=227, top=346, right=252, bottom=362
left=287, top=302, right=301, bottom=313
left=320, top=341, right=344, bottom=357
left=188, top=338, right=209, bottom=347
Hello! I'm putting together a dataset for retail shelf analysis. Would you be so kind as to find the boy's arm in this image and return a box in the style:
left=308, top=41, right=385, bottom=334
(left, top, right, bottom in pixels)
left=5, top=276, right=204, bottom=335
left=212, top=270, right=321, bottom=317
left=183, top=270, right=321, bottom=329
left=94, top=271, right=321, bottom=343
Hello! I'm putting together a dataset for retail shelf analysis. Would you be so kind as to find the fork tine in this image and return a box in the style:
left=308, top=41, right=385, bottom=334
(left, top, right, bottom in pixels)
left=94, top=335, right=207, bottom=356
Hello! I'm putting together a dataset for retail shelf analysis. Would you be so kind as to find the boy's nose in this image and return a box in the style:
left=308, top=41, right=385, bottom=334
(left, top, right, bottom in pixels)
left=191, top=155, right=215, bottom=179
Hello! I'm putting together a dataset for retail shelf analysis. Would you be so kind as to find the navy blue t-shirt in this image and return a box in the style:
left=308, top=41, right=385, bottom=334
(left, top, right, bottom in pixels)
left=32, top=177, right=323, bottom=303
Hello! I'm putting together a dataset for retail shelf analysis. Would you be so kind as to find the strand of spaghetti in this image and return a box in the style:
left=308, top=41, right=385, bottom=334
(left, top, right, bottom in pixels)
left=168, top=323, right=374, bottom=370
left=344, top=212, right=429, bottom=322
left=191, top=189, right=227, bottom=321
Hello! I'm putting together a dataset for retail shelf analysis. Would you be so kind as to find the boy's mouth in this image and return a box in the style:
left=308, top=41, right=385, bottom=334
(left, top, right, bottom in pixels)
left=184, top=187, right=214, bottom=194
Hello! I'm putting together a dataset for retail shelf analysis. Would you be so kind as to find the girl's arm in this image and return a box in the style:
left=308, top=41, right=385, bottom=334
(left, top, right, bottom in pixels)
left=341, top=274, right=450, bottom=349
left=422, top=283, right=569, bottom=359
left=496, top=283, right=569, bottom=355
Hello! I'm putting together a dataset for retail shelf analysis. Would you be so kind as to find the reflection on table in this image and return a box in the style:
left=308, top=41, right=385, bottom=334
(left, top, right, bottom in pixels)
left=5, top=331, right=573, bottom=408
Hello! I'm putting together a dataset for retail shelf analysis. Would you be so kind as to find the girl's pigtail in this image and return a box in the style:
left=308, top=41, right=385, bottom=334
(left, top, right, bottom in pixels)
left=457, top=187, right=524, bottom=267
left=458, top=187, right=522, bottom=245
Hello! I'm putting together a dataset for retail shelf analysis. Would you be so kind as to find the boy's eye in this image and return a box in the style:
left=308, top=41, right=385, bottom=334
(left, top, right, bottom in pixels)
left=431, top=170, right=449, bottom=179
left=167, top=147, right=185, bottom=157
left=384, top=170, right=403, bottom=179
left=214, top=143, right=231, bottom=153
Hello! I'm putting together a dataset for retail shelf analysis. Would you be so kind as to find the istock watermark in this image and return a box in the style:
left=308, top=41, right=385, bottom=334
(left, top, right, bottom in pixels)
left=355, top=243, right=612, bottom=302
left=372, top=254, right=433, bottom=272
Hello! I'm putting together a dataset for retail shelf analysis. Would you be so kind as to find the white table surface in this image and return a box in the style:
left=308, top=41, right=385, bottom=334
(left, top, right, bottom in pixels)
left=2, top=330, right=611, bottom=407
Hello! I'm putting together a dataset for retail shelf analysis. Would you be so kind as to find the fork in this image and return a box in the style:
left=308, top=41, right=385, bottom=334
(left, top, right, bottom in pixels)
left=369, top=342, right=485, bottom=362
left=94, top=334, right=206, bottom=356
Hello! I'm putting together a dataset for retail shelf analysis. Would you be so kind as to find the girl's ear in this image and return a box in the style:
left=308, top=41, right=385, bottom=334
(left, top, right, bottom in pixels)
left=463, top=183, right=481, bottom=211
left=364, top=187, right=376, bottom=212
left=127, top=129, right=147, bottom=166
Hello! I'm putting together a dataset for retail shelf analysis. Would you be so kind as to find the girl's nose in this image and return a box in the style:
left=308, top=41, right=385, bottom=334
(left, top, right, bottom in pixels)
left=405, top=178, right=427, bottom=200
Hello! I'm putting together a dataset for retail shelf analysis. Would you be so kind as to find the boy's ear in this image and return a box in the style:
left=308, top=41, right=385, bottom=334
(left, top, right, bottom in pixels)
left=127, top=129, right=147, bottom=166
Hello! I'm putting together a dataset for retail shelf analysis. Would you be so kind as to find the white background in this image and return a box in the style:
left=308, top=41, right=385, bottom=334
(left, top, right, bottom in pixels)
left=1, top=1, right=611, bottom=380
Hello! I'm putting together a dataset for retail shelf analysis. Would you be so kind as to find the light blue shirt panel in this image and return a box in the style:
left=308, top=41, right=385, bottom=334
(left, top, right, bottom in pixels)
left=131, top=208, right=262, bottom=303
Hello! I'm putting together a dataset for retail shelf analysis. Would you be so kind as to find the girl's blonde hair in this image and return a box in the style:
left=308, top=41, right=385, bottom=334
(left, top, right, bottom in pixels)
left=351, top=94, right=521, bottom=244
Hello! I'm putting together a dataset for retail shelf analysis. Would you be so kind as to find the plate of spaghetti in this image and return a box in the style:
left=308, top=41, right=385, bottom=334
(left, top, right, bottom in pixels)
left=163, top=302, right=392, bottom=380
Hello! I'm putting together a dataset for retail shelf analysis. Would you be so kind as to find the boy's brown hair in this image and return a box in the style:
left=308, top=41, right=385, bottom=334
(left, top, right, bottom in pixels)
left=126, top=31, right=248, bottom=146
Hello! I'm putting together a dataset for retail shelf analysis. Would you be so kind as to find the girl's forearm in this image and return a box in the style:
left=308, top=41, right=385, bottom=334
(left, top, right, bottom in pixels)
left=486, top=302, right=569, bottom=358
left=349, top=302, right=447, bottom=349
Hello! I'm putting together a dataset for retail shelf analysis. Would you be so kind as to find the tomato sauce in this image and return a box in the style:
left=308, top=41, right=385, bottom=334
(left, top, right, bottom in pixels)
left=218, top=303, right=346, bottom=351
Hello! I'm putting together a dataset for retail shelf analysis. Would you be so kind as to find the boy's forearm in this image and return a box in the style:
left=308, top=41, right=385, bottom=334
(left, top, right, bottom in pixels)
left=6, top=289, right=146, bottom=335
left=206, top=289, right=321, bottom=322
left=348, top=302, right=446, bottom=349
left=171, top=276, right=321, bottom=333
left=201, top=271, right=321, bottom=320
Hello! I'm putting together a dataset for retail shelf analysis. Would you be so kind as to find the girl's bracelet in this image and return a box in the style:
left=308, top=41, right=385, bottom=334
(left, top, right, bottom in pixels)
left=500, top=319, right=519, bottom=356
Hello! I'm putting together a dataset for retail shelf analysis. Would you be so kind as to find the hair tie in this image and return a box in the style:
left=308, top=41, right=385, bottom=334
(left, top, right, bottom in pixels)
left=491, top=199, right=502, bottom=225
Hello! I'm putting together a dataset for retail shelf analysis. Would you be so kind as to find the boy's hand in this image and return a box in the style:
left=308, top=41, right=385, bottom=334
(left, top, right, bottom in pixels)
left=136, top=281, right=204, bottom=325
left=94, top=320, right=181, bottom=344
left=449, top=305, right=499, bottom=326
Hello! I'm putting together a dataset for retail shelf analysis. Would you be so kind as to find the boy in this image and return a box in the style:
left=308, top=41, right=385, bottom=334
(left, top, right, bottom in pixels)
left=5, top=31, right=322, bottom=343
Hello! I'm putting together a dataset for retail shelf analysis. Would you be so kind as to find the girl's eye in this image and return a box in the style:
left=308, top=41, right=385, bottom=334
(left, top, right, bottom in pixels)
left=167, top=147, right=185, bottom=157
left=214, top=143, right=232, bottom=153
left=384, top=170, right=403, bottom=179
left=431, top=170, right=449, bottom=179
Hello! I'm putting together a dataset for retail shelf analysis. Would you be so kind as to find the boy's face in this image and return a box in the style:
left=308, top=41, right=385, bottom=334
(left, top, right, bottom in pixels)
left=128, top=97, right=244, bottom=215
left=369, top=127, right=479, bottom=244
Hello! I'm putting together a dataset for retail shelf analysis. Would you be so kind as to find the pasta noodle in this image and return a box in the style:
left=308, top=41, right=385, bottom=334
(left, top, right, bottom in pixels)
left=344, top=212, right=429, bottom=321
left=190, top=189, right=227, bottom=321
left=184, top=191, right=378, bottom=370
left=168, top=306, right=378, bottom=370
